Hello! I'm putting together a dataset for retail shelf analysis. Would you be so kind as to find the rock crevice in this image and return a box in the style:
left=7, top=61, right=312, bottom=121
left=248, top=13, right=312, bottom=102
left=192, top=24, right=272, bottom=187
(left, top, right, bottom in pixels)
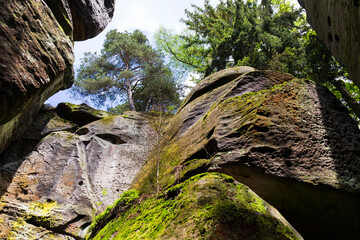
left=0, top=106, right=154, bottom=239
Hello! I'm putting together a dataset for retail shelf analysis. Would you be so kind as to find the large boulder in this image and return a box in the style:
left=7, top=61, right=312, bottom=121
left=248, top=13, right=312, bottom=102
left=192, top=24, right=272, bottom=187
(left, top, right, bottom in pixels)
left=42, top=0, right=115, bottom=41
left=0, top=0, right=74, bottom=154
left=67, top=0, right=115, bottom=41
left=55, top=102, right=116, bottom=126
left=91, top=173, right=303, bottom=240
left=0, top=0, right=115, bottom=154
left=133, top=67, right=360, bottom=240
left=0, top=106, right=154, bottom=239
left=298, top=0, right=360, bottom=88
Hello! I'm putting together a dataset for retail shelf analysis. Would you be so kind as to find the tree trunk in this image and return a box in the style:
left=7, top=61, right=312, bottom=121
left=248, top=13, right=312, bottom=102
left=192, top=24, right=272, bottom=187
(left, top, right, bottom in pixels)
left=145, top=92, right=154, bottom=112
left=332, top=80, right=360, bottom=119
left=127, top=88, right=136, bottom=111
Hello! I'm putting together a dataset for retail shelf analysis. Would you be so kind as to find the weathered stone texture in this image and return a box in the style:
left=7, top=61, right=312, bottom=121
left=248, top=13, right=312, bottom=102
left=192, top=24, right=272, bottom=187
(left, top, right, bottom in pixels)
left=0, top=0, right=74, bottom=154
left=0, top=0, right=115, bottom=154
left=298, top=0, right=360, bottom=88
left=133, top=67, right=360, bottom=240
left=68, top=0, right=115, bottom=41
left=0, top=107, right=154, bottom=239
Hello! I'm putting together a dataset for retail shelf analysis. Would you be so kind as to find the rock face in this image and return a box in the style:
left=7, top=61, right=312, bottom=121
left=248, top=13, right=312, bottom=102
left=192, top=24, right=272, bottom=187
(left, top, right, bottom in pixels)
left=133, top=67, right=360, bottom=240
left=0, top=0, right=115, bottom=154
left=91, top=173, right=303, bottom=240
left=67, top=0, right=115, bottom=41
left=0, top=0, right=74, bottom=154
left=55, top=102, right=116, bottom=126
left=298, top=0, right=360, bottom=88
left=0, top=106, right=154, bottom=239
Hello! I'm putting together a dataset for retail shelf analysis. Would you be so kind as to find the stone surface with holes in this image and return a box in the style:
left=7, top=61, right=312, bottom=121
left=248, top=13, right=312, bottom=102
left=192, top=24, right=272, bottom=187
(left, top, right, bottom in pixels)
left=298, top=0, right=360, bottom=88
left=0, top=106, right=154, bottom=239
left=132, top=67, right=360, bottom=240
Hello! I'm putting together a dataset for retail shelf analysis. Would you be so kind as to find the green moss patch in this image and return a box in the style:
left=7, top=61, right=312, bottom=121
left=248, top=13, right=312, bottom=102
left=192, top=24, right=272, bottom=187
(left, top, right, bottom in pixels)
left=88, top=190, right=140, bottom=237
left=99, top=116, right=117, bottom=125
left=90, top=173, right=300, bottom=240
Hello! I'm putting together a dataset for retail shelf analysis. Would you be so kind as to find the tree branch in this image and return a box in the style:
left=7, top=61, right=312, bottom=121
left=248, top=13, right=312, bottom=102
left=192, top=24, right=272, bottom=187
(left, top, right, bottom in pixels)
left=162, top=39, right=201, bottom=69
left=332, top=80, right=360, bottom=119
left=118, top=51, right=130, bottom=69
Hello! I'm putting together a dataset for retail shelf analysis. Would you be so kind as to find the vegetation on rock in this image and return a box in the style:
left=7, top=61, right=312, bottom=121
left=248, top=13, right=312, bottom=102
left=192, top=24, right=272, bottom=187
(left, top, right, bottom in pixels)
left=89, top=173, right=302, bottom=240
left=129, top=68, right=360, bottom=239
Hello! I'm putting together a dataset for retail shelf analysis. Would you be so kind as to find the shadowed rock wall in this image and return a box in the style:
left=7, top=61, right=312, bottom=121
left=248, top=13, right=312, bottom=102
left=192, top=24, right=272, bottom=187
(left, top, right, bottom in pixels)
left=298, top=0, right=360, bottom=88
left=0, top=0, right=115, bottom=154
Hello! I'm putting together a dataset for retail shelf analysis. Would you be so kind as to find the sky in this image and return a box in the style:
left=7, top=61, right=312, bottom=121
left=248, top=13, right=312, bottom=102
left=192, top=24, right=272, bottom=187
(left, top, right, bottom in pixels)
left=46, top=0, right=300, bottom=108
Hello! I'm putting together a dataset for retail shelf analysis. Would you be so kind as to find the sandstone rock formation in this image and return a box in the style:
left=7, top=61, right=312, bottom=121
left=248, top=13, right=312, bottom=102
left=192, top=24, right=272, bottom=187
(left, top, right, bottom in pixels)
left=0, top=105, right=154, bottom=239
left=298, top=0, right=360, bottom=88
left=91, top=173, right=303, bottom=240
left=0, top=0, right=115, bottom=154
left=66, top=0, right=115, bottom=41
left=55, top=102, right=116, bottom=126
left=133, top=67, right=360, bottom=240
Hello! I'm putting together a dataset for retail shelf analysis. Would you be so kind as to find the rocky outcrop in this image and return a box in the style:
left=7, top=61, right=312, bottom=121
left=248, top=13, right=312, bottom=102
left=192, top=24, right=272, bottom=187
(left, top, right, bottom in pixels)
left=132, top=67, right=360, bottom=240
left=91, top=173, right=303, bottom=240
left=298, top=0, right=360, bottom=88
left=0, top=0, right=74, bottom=154
left=55, top=102, right=116, bottom=126
left=0, top=0, right=114, bottom=154
left=66, top=0, right=115, bottom=41
left=0, top=105, right=153, bottom=239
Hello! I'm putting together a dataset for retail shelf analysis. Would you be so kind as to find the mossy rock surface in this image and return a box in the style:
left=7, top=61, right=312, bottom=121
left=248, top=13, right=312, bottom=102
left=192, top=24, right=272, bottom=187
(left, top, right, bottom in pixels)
left=133, top=70, right=360, bottom=193
left=90, top=173, right=302, bottom=240
left=55, top=102, right=116, bottom=126
left=131, top=67, right=360, bottom=239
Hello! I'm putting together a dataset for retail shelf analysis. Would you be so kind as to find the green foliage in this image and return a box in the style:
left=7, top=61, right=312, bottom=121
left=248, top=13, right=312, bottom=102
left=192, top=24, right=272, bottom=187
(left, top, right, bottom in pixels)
left=72, top=29, right=181, bottom=112
left=107, top=69, right=182, bottom=113
left=155, top=0, right=360, bottom=120
left=156, top=0, right=305, bottom=80
left=304, top=30, right=360, bottom=120
left=155, top=27, right=205, bottom=79
left=134, top=68, right=182, bottom=112
left=108, top=102, right=130, bottom=114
